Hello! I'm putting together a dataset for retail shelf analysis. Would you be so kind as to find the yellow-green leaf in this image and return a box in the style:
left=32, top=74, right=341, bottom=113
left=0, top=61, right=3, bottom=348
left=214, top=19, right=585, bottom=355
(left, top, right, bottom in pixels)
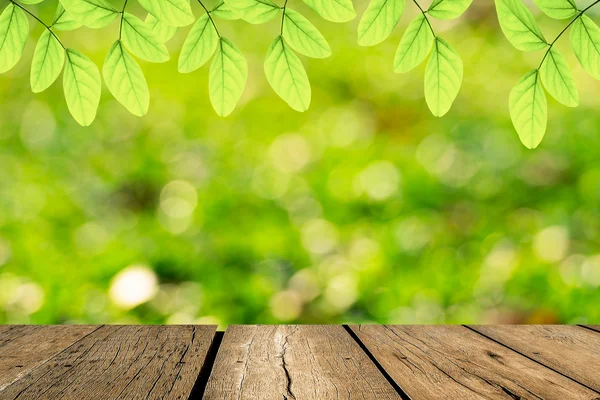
left=302, top=0, right=356, bottom=23
left=264, top=35, right=311, bottom=112
left=211, top=0, right=240, bottom=20
left=0, top=4, right=29, bottom=74
left=52, top=3, right=82, bottom=31
left=224, top=0, right=280, bottom=24
left=428, top=0, right=472, bottom=20
left=103, top=40, right=149, bottom=117
left=63, top=48, right=101, bottom=126
left=358, top=0, right=405, bottom=47
left=533, top=0, right=577, bottom=19
left=283, top=8, right=331, bottom=59
left=424, top=37, right=463, bottom=117
left=145, top=14, right=177, bottom=43
left=59, top=0, right=119, bottom=29
left=510, top=69, right=547, bottom=149
left=495, top=0, right=546, bottom=51
left=121, top=12, right=170, bottom=63
left=138, top=0, right=194, bottom=27
left=30, top=30, right=65, bottom=93
left=540, top=47, right=578, bottom=107
left=394, top=13, right=434, bottom=73
left=178, top=13, right=218, bottom=73
left=209, top=37, right=248, bottom=116
left=571, top=15, right=600, bottom=80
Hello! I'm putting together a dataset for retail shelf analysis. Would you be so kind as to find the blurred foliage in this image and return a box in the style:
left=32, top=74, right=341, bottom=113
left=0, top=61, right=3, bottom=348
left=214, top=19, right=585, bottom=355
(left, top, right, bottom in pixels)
left=1, top=0, right=600, bottom=327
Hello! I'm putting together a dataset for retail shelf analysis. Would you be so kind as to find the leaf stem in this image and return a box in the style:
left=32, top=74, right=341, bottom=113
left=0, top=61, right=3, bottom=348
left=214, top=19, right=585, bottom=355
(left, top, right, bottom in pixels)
left=9, top=0, right=65, bottom=49
left=119, top=0, right=129, bottom=39
left=280, top=0, right=289, bottom=35
left=412, top=0, right=435, bottom=37
left=538, top=0, right=600, bottom=69
left=199, top=0, right=221, bottom=37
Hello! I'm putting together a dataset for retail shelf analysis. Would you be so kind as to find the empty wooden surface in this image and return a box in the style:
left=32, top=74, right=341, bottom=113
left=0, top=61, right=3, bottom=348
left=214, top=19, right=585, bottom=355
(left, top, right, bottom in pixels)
left=350, top=325, right=600, bottom=400
left=1, top=325, right=599, bottom=399
left=203, top=325, right=400, bottom=399
left=470, top=325, right=600, bottom=392
left=0, top=325, right=216, bottom=400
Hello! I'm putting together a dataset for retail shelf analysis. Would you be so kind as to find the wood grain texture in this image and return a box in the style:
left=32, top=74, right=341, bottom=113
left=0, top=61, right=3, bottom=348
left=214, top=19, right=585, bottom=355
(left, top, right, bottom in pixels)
left=585, top=326, right=600, bottom=333
left=471, top=325, right=600, bottom=392
left=203, top=325, right=401, bottom=400
left=0, top=325, right=216, bottom=400
left=0, top=325, right=99, bottom=391
left=351, top=325, right=600, bottom=400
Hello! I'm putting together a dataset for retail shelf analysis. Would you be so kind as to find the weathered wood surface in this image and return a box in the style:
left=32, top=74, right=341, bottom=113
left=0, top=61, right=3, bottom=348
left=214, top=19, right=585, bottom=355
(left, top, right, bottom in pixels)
left=203, top=325, right=401, bottom=399
left=351, top=325, right=600, bottom=400
left=0, top=325, right=99, bottom=391
left=1, top=325, right=600, bottom=400
left=471, top=325, right=600, bottom=392
left=0, top=325, right=216, bottom=400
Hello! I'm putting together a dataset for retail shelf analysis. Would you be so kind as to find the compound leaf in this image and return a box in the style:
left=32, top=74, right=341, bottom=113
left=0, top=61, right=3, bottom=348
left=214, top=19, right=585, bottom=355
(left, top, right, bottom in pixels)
left=424, top=37, right=463, bottom=117
left=358, top=0, right=405, bottom=47
left=283, top=8, right=331, bottom=59
left=63, top=48, right=101, bottom=126
left=495, top=0, right=547, bottom=51
left=394, top=13, right=434, bottom=73
left=145, top=14, right=177, bottom=43
left=209, top=37, right=248, bottom=116
left=224, top=0, right=280, bottom=24
left=0, top=4, right=29, bottom=74
left=302, top=0, right=356, bottom=23
left=571, top=15, right=600, bottom=80
left=264, top=35, right=311, bottom=112
left=52, top=3, right=82, bottom=31
left=533, top=0, right=577, bottom=19
left=138, top=0, right=194, bottom=27
left=30, top=29, right=65, bottom=93
left=59, top=0, right=118, bottom=29
left=121, top=12, right=170, bottom=63
left=540, top=47, right=578, bottom=107
left=103, top=40, right=149, bottom=116
left=178, top=13, right=219, bottom=73
left=509, top=69, right=547, bottom=149
left=212, top=0, right=240, bottom=20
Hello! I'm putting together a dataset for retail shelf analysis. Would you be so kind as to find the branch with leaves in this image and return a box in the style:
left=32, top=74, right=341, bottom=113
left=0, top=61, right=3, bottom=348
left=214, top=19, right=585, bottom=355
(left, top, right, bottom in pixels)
left=497, top=0, right=600, bottom=149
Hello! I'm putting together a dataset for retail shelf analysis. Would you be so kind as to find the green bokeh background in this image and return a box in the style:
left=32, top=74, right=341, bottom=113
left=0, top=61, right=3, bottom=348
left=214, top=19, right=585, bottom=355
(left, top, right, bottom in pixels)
left=1, top=0, right=599, bottom=327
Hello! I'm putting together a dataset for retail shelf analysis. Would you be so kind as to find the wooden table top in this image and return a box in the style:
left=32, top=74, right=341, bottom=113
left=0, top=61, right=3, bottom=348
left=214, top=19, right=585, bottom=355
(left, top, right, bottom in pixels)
left=0, top=325, right=599, bottom=399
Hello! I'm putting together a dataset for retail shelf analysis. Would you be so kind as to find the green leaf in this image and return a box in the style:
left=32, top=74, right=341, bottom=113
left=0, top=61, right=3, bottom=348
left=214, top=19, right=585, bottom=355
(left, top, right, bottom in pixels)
left=533, top=0, right=577, bottom=19
left=302, top=0, right=356, bottom=23
left=0, top=4, right=29, bottom=74
left=428, top=0, right=472, bottom=20
left=30, top=30, right=65, bottom=93
left=424, top=37, right=463, bottom=117
left=495, top=0, right=547, bottom=51
left=211, top=0, right=240, bottom=20
left=393, top=13, right=434, bottom=73
left=224, top=0, right=280, bottom=24
left=540, top=47, right=578, bottom=107
left=209, top=37, right=248, bottom=116
left=283, top=9, right=331, bottom=59
left=121, top=12, right=170, bottom=63
left=510, top=69, right=547, bottom=149
left=59, top=0, right=119, bottom=29
left=571, top=15, right=600, bottom=80
left=138, top=0, right=194, bottom=27
left=264, top=35, right=311, bottom=112
left=52, top=3, right=83, bottom=31
left=19, top=0, right=44, bottom=4
left=103, top=40, right=149, bottom=117
left=358, top=0, right=405, bottom=47
left=63, top=48, right=101, bottom=126
left=145, top=14, right=177, bottom=43
left=178, top=13, right=219, bottom=73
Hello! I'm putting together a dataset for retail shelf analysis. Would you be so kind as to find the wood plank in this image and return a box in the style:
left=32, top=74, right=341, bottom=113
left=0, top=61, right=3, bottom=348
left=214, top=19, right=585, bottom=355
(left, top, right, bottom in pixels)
left=0, top=325, right=216, bottom=400
left=471, top=325, right=600, bottom=392
left=0, top=325, right=99, bottom=391
left=203, top=325, right=401, bottom=399
left=351, top=325, right=599, bottom=400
